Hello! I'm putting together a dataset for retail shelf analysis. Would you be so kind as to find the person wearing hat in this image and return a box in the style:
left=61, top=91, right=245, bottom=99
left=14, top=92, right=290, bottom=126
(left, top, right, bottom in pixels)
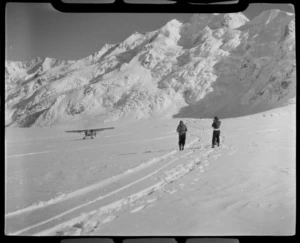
left=176, top=120, right=188, bottom=150
left=212, top=116, right=221, bottom=148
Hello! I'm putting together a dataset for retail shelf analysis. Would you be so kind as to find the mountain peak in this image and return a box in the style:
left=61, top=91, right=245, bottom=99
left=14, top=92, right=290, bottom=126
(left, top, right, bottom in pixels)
left=123, top=31, right=146, bottom=48
left=189, top=12, right=249, bottom=31
left=41, top=57, right=63, bottom=71
left=5, top=10, right=295, bottom=127
left=160, top=19, right=183, bottom=33
left=222, top=12, right=249, bottom=28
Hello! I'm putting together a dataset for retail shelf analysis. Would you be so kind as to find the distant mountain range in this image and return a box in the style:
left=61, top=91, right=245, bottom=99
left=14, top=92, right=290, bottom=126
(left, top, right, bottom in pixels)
left=5, top=10, right=295, bottom=127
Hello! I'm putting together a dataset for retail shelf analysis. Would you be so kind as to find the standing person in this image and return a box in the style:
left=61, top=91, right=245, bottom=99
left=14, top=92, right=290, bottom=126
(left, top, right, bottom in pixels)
left=212, top=116, right=221, bottom=148
left=177, top=120, right=188, bottom=150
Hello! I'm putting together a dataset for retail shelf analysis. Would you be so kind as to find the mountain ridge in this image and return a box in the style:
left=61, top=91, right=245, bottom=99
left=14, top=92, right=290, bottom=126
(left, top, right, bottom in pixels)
left=5, top=10, right=295, bottom=127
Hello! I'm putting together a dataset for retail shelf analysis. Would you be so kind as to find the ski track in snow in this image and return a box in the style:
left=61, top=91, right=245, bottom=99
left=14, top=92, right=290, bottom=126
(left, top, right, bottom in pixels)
left=5, top=137, right=187, bottom=218
left=130, top=205, right=146, bottom=213
left=7, top=134, right=222, bottom=236
left=47, top=140, right=220, bottom=236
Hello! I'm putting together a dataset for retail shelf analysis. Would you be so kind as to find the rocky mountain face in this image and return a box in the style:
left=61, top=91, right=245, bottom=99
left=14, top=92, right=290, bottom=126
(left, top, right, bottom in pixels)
left=5, top=10, right=295, bottom=127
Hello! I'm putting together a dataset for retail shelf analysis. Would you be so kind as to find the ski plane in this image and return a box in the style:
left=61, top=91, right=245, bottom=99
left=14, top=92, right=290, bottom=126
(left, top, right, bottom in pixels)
left=66, top=127, right=114, bottom=140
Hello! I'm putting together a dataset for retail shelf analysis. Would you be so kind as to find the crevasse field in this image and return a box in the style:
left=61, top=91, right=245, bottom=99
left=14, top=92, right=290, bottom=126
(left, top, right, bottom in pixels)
left=5, top=104, right=295, bottom=236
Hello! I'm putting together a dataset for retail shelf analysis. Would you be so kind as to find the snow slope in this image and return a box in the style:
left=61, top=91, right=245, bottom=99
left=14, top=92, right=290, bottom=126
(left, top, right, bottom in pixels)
left=5, top=103, right=295, bottom=235
left=5, top=10, right=295, bottom=127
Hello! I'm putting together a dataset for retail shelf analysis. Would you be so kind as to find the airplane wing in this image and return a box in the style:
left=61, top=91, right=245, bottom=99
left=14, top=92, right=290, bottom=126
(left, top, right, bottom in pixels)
left=90, top=127, right=114, bottom=132
left=65, top=127, right=114, bottom=133
left=65, top=129, right=87, bottom=133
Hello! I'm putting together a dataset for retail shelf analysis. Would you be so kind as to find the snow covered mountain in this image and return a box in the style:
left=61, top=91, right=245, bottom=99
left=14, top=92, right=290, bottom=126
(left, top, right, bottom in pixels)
left=5, top=10, right=295, bottom=127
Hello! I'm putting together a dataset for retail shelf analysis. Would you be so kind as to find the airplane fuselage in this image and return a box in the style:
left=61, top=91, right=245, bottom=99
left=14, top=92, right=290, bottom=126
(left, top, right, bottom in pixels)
left=83, top=130, right=96, bottom=139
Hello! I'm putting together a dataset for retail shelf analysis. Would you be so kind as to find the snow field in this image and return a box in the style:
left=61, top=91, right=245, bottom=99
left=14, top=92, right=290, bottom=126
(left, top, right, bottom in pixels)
left=5, top=119, right=200, bottom=234
left=5, top=126, right=177, bottom=212
left=90, top=106, right=295, bottom=235
left=5, top=104, right=296, bottom=235
left=83, top=106, right=295, bottom=235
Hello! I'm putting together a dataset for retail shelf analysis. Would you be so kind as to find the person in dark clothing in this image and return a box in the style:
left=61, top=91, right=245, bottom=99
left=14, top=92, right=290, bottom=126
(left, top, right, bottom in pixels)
left=176, top=120, right=188, bottom=150
left=212, top=116, right=221, bottom=148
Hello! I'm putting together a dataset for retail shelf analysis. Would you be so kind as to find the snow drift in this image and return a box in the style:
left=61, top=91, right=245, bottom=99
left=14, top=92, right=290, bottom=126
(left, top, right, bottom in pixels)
left=5, top=10, right=295, bottom=127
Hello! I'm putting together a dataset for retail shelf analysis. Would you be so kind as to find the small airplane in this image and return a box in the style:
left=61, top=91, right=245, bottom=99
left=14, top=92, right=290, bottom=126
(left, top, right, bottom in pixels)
left=65, top=127, right=114, bottom=140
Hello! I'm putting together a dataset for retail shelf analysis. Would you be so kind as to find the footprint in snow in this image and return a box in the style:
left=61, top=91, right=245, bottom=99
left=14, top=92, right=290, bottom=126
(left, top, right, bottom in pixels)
left=202, top=160, right=209, bottom=165
left=167, top=188, right=178, bottom=194
left=102, top=215, right=117, bottom=223
left=130, top=205, right=146, bottom=213
left=198, top=165, right=205, bottom=173
left=279, top=169, right=291, bottom=175
left=146, top=198, right=157, bottom=203
left=68, top=227, right=83, bottom=236
left=228, top=150, right=237, bottom=155
left=213, top=154, right=221, bottom=160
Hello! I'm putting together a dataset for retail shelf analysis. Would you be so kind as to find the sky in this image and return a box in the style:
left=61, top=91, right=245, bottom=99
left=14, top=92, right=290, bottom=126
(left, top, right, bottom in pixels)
left=5, top=2, right=294, bottom=62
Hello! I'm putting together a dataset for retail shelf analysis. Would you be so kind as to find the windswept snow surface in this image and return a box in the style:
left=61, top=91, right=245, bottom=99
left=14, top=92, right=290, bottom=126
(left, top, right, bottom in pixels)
left=5, top=104, right=295, bottom=235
